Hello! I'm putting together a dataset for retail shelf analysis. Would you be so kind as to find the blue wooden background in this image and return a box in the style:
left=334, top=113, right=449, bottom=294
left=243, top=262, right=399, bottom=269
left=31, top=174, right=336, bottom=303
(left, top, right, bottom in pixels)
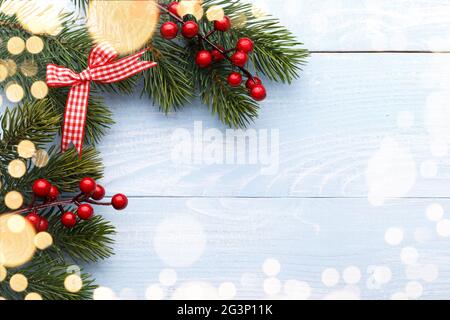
left=23, top=0, right=450, bottom=299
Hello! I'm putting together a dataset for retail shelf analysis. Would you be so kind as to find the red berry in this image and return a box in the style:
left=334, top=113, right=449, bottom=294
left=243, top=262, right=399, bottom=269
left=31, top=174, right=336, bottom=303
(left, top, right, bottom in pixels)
left=32, top=179, right=51, bottom=197
left=112, top=194, right=128, bottom=210
left=182, top=21, right=199, bottom=38
left=160, top=21, right=179, bottom=39
left=92, top=185, right=106, bottom=201
left=37, top=217, right=48, bottom=232
left=236, top=38, right=254, bottom=53
left=245, top=77, right=262, bottom=90
left=167, top=2, right=180, bottom=17
left=250, top=84, right=267, bottom=101
left=211, top=46, right=225, bottom=62
left=227, top=72, right=243, bottom=87
left=214, top=16, right=231, bottom=32
left=195, top=50, right=213, bottom=68
left=47, top=185, right=59, bottom=200
left=231, top=51, right=248, bottom=67
left=77, top=204, right=94, bottom=220
left=26, top=212, right=41, bottom=230
left=61, top=212, right=77, bottom=228
left=79, top=177, right=96, bottom=194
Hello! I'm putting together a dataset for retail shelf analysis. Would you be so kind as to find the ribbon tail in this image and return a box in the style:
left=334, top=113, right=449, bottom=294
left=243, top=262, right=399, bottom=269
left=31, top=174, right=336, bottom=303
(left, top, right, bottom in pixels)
left=61, top=82, right=91, bottom=157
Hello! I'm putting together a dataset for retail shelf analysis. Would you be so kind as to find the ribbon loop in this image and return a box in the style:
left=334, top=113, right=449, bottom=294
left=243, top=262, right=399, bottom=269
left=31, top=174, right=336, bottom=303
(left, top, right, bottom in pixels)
left=46, top=44, right=157, bottom=155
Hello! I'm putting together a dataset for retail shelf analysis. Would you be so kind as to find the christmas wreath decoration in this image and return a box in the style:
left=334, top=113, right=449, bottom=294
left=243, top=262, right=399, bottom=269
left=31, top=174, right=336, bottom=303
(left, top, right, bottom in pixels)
left=0, top=0, right=307, bottom=300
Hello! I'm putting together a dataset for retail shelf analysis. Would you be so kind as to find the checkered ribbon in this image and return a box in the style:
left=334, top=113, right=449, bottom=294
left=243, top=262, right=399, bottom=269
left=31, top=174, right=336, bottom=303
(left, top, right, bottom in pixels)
left=46, top=44, right=157, bottom=155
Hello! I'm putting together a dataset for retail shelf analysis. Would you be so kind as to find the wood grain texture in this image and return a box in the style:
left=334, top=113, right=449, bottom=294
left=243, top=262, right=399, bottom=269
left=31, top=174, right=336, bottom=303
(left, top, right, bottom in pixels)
left=98, top=54, right=450, bottom=199
left=86, top=197, right=450, bottom=299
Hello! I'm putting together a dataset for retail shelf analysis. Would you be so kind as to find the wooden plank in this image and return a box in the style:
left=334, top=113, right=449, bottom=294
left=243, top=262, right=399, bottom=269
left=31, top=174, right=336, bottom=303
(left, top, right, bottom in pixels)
left=85, top=197, right=450, bottom=299
left=98, top=54, right=450, bottom=199
left=257, top=0, right=450, bottom=51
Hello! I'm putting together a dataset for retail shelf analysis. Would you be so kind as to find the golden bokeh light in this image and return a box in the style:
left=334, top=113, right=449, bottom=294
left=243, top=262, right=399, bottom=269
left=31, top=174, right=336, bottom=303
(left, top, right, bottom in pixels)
left=251, top=5, right=267, bottom=19
left=26, top=36, right=44, bottom=54
left=0, top=64, right=8, bottom=82
left=64, top=274, right=83, bottom=293
left=231, top=14, right=247, bottom=28
left=7, top=214, right=26, bottom=234
left=4, top=191, right=24, bottom=210
left=0, top=214, right=36, bottom=268
left=8, top=159, right=26, bottom=178
left=5, top=59, right=17, bottom=76
left=206, top=5, right=224, bottom=21
left=20, top=60, right=38, bottom=77
left=178, top=0, right=204, bottom=20
left=30, top=81, right=48, bottom=99
left=87, top=0, right=159, bottom=55
left=17, top=140, right=36, bottom=159
left=0, top=265, right=7, bottom=282
left=25, top=292, right=43, bottom=300
left=7, top=37, right=25, bottom=55
left=32, top=149, right=50, bottom=168
left=5, top=82, right=24, bottom=103
left=9, top=273, right=28, bottom=292
left=1, top=0, right=64, bottom=36
left=34, top=232, right=53, bottom=250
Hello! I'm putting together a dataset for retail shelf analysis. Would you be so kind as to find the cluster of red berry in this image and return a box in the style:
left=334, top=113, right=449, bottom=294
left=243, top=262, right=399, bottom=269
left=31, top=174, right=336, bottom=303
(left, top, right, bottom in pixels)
left=159, top=2, right=267, bottom=101
left=25, top=178, right=128, bottom=231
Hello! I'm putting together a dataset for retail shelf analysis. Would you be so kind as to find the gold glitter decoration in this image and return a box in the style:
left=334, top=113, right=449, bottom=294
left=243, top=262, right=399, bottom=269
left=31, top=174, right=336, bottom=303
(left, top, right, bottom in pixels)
left=26, top=36, right=44, bottom=54
left=20, top=60, right=38, bottom=77
left=87, top=0, right=159, bottom=55
left=17, top=140, right=36, bottom=159
left=34, top=232, right=53, bottom=250
left=7, top=37, right=25, bottom=55
left=25, top=292, right=42, bottom=300
left=4, top=191, right=24, bottom=210
left=0, top=265, right=6, bottom=282
left=0, top=215, right=35, bottom=268
left=9, top=273, right=28, bottom=292
left=5, top=82, right=24, bottom=103
left=0, top=64, right=8, bottom=82
left=32, top=149, right=49, bottom=168
left=30, top=81, right=48, bottom=99
left=8, top=159, right=26, bottom=178
left=178, top=0, right=204, bottom=20
left=206, top=5, right=224, bottom=21
left=64, top=274, right=83, bottom=293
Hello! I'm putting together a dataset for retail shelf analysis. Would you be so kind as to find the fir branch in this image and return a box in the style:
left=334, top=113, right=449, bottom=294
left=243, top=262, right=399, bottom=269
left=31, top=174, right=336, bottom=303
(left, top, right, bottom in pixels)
left=0, top=253, right=96, bottom=300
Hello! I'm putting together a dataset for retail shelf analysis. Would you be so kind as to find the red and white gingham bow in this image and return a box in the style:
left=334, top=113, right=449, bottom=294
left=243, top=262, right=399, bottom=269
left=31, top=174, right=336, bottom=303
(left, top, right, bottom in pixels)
left=46, top=44, right=157, bottom=155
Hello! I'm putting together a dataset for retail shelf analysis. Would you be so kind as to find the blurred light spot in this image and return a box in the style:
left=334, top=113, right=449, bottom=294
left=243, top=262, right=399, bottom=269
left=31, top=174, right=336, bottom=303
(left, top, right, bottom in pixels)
left=426, top=203, right=444, bottom=222
left=405, top=281, right=423, bottom=299
left=0, top=64, right=8, bottom=82
left=0, top=265, right=7, bottom=282
left=9, top=273, right=28, bottom=292
left=8, top=159, right=26, bottom=178
left=24, top=292, right=42, bottom=300
left=263, top=277, right=281, bottom=295
left=20, top=60, right=38, bottom=77
left=34, top=232, right=53, bottom=250
left=384, top=227, right=404, bottom=246
left=5, top=82, right=24, bottom=103
left=7, top=215, right=26, bottom=233
left=436, top=219, right=450, bottom=237
left=178, top=1, right=203, bottom=20
left=218, top=282, right=236, bottom=299
left=371, top=266, right=392, bottom=285
left=93, top=286, right=117, bottom=300
left=17, top=140, right=36, bottom=159
left=321, top=268, right=340, bottom=287
left=32, top=149, right=49, bottom=167
left=7, top=37, right=25, bottom=55
left=342, top=266, right=361, bottom=285
left=159, top=268, right=177, bottom=286
left=283, top=280, right=311, bottom=300
left=401, top=247, right=419, bottom=265
left=26, top=36, right=44, bottom=54
left=4, top=191, right=24, bottom=210
left=206, top=5, right=224, bottom=21
left=171, top=281, right=218, bottom=300
left=30, top=81, right=48, bottom=99
left=145, top=284, right=165, bottom=300
left=64, top=274, right=83, bottom=293
left=262, top=258, right=281, bottom=277
left=421, top=264, right=439, bottom=282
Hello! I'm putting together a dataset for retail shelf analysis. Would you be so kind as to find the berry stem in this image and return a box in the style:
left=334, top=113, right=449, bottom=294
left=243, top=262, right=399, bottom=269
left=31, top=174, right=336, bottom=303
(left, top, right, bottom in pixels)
left=158, top=3, right=254, bottom=79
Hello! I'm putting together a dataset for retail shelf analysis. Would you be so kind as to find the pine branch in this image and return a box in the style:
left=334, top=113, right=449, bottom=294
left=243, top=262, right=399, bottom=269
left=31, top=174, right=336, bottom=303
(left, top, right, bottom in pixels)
left=0, top=253, right=97, bottom=300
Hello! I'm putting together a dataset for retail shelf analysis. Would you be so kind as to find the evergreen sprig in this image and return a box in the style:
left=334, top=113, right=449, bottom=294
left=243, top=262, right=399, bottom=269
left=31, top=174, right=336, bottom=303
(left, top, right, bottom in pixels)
left=0, top=100, right=114, bottom=300
left=73, top=0, right=308, bottom=127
